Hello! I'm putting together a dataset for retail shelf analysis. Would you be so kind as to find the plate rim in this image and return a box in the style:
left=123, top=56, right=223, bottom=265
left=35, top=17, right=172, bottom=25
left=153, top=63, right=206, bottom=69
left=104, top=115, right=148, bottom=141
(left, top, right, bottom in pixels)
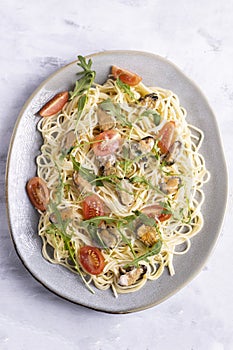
left=5, top=49, right=229, bottom=313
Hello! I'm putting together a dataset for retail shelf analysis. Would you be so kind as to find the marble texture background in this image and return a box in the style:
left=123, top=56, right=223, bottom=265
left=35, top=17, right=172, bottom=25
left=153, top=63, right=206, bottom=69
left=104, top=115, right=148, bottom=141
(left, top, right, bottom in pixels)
left=0, top=0, right=232, bottom=349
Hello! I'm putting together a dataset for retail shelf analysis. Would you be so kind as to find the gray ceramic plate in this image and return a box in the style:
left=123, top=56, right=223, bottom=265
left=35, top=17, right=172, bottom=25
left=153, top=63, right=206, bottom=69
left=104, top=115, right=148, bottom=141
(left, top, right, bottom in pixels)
left=6, top=50, right=227, bottom=313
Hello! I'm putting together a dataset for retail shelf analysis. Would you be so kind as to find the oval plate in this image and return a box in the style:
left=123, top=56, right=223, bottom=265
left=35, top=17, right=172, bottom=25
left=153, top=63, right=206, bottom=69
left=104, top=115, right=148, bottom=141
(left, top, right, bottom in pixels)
left=6, top=50, right=228, bottom=313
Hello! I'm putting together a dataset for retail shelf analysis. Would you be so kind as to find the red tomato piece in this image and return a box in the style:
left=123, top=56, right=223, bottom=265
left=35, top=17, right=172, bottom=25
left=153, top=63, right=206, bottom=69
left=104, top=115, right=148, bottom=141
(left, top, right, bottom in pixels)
left=79, top=246, right=105, bottom=275
left=157, top=121, right=176, bottom=155
left=26, top=177, right=50, bottom=211
left=82, top=194, right=105, bottom=220
left=141, top=204, right=172, bottom=222
left=39, top=91, right=69, bottom=117
left=92, top=130, right=121, bottom=156
left=111, top=65, right=142, bottom=86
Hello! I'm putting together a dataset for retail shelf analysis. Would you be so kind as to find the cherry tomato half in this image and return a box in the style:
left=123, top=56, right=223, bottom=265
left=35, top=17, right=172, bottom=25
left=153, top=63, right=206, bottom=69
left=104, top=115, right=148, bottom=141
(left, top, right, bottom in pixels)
left=157, top=121, right=176, bottom=155
left=26, top=177, right=50, bottom=211
left=111, top=65, right=142, bottom=86
left=39, top=91, right=69, bottom=117
left=141, top=204, right=172, bottom=222
left=82, top=194, right=105, bottom=220
left=79, top=246, right=105, bottom=275
left=92, top=130, right=121, bottom=156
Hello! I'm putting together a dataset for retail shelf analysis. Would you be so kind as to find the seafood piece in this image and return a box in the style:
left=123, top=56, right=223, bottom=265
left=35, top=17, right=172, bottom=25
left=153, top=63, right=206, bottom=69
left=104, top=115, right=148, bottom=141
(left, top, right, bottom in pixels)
left=160, top=176, right=181, bottom=195
left=73, top=172, right=92, bottom=192
left=137, top=224, right=159, bottom=247
left=97, top=107, right=116, bottom=131
left=118, top=266, right=146, bottom=287
left=96, top=154, right=116, bottom=167
left=128, top=136, right=154, bottom=160
left=97, top=222, right=119, bottom=248
left=49, top=207, right=74, bottom=224
left=139, top=136, right=155, bottom=153
left=97, top=154, right=116, bottom=176
left=103, top=160, right=117, bottom=176
left=117, top=178, right=134, bottom=206
left=140, top=93, right=158, bottom=109
left=128, top=141, right=141, bottom=158
left=61, top=130, right=76, bottom=154
left=165, top=141, right=182, bottom=165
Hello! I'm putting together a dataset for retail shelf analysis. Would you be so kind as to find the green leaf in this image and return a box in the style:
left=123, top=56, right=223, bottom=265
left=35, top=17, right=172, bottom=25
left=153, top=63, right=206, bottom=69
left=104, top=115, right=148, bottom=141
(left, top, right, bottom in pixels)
left=100, top=98, right=120, bottom=116
left=84, top=222, right=108, bottom=249
left=130, top=176, right=148, bottom=184
left=49, top=202, right=70, bottom=234
left=138, top=213, right=156, bottom=227
left=141, top=110, right=161, bottom=126
left=78, top=94, right=87, bottom=110
left=117, top=225, right=136, bottom=258
left=76, top=94, right=87, bottom=121
left=69, top=56, right=96, bottom=101
left=117, top=211, right=140, bottom=233
left=100, top=98, right=132, bottom=127
left=71, top=156, right=104, bottom=186
left=122, top=213, right=138, bottom=223
left=77, top=55, right=93, bottom=72
left=160, top=201, right=173, bottom=215
left=124, top=240, right=162, bottom=268
left=82, top=216, right=118, bottom=226
left=116, top=78, right=135, bottom=99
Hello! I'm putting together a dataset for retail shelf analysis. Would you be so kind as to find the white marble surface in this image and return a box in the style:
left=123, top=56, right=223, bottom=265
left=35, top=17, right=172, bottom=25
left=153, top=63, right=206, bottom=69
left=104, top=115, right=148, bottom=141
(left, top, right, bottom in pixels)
left=0, top=0, right=232, bottom=349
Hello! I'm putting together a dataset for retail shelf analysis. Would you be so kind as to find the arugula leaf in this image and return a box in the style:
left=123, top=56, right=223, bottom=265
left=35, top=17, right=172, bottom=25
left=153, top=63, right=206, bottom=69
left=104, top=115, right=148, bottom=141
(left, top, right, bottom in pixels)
left=124, top=240, right=162, bottom=268
left=100, top=98, right=120, bottom=114
left=116, top=78, right=135, bottom=99
left=117, top=224, right=136, bottom=258
left=117, top=210, right=156, bottom=234
left=120, top=210, right=156, bottom=228
left=141, top=109, right=161, bottom=126
left=81, top=216, right=118, bottom=226
left=77, top=55, right=93, bottom=72
left=48, top=202, right=70, bottom=233
left=69, top=56, right=96, bottom=125
left=71, top=156, right=103, bottom=186
left=130, top=176, right=148, bottom=185
left=121, top=213, right=138, bottom=223
left=82, top=222, right=108, bottom=249
left=160, top=201, right=173, bottom=215
left=100, top=98, right=132, bottom=127
left=82, top=214, right=136, bottom=255
left=69, top=56, right=96, bottom=101
left=137, top=213, right=156, bottom=227
left=76, top=94, right=87, bottom=122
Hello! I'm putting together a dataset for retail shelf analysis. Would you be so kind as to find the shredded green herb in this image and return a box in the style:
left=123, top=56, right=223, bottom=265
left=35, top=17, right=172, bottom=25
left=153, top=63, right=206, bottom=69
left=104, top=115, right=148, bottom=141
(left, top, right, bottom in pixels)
left=124, top=240, right=162, bottom=268
left=100, top=98, right=132, bottom=127
left=71, top=156, right=104, bottom=186
left=141, top=109, right=161, bottom=126
left=116, top=78, right=135, bottom=100
left=69, top=55, right=96, bottom=125
left=81, top=221, right=108, bottom=250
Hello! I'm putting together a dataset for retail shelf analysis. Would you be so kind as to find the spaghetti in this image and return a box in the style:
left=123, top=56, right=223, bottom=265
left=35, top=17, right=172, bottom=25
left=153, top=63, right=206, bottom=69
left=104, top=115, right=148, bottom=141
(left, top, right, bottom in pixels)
left=31, top=58, right=209, bottom=296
